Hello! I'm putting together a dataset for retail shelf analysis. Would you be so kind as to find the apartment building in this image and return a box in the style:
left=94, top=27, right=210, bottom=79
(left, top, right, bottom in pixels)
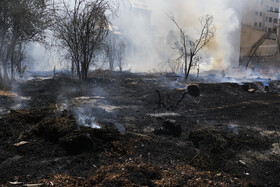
left=242, top=0, right=280, bottom=32
left=239, top=0, right=280, bottom=68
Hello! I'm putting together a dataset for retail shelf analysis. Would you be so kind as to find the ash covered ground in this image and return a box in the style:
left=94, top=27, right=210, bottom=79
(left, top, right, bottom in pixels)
left=1, top=70, right=280, bottom=186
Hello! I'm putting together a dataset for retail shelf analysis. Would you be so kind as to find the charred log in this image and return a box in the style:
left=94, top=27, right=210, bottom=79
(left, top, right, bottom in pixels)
left=188, top=85, right=200, bottom=97
left=155, top=90, right=167, bottom=109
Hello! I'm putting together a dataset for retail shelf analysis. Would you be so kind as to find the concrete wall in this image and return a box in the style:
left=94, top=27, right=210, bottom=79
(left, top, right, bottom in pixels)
left=241, top=0, right=279, bottom=31
left=240, top=24, right=278, bottom=57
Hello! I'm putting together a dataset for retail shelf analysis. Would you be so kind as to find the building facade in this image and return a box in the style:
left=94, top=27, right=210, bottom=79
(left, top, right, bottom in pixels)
left=239, top=0, right=280, bottom=68
left=242, top=0, right=280, bottom=32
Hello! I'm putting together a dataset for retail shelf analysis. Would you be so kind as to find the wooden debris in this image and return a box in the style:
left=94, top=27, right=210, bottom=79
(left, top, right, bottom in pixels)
left=13, top=141, right=28, bottom=147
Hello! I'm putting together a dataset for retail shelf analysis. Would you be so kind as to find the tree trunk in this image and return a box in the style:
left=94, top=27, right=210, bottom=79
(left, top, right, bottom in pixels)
left=19, top=60, right=23, bottom=78
left=2, top=45, right=11, bottom=82
left=11, top=50, right=14, bottom=80
left=185, top=54, right=193, bottom=80
left=9, top=38, right=17, bottom=80
left=81, top=63, right=87, bottom=80
left=0, top=66, right=3, bottom=84
left=184, top=61, right=188, bottom=80
left=76, top=62, right=81, bottom=79
left=184, top=56, right=187, bottom=80
left=71, top=60, right=74, bottom=77
left=3, top=62, right=9, bottom=83
left=81, top=68, right=85, bottom=80
left=184, top=45, right=188, bottom=80
left=85, top=68, right=88, bottom=80
left=109, top=55, right=114, bottom=71
left=82, top=68, right=87, bottom=80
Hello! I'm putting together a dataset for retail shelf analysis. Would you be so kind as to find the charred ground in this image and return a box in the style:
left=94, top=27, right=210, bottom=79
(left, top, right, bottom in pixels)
left=0, top=71, right=280, bottom=186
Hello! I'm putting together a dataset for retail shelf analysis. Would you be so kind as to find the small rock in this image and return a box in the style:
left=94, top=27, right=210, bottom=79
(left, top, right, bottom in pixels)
left=265, top=86, right=269, bottom=92
left=248, top=88, right=255, bottom=93
left=241, top=85, right=249, bottom=92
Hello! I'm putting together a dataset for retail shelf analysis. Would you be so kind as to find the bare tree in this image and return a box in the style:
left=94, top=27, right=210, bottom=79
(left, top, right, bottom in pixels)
left=52, top=0, right=116, bottom=80
left=12, top=43, right=27, bottom=78
left=168, top=14, right=215, bottom=80
left=105, top=32, right=116, bottom=71
left=116, top=40, right=126, bottom=71
left=104, top=29, right=126, bottom=71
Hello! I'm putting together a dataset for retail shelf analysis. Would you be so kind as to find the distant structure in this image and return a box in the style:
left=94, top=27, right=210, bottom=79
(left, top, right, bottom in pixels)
left=239, top=0, right=280, bottom=70
left=127, top=0, right=150, bottom=11
left=242, top=0, right=279, bottom=32
left=115, top=0, right=151, bottom=31
left=107, top=0, right=151, bottom=70
left=112, top=0, right=152, bottom=51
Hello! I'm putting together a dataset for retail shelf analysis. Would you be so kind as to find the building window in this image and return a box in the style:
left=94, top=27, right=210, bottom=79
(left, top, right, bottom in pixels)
left=270, top=7, right=273, bottom=11
left=275, top=8, right=279, bottom=12
left=255, top=11, right=258, bottom=15
left=269, top=17, right=273, bottom=22
left=266, top=16, right=268, bottom=21
left=254, top=22, right=258, bottom=27
left=268, top=28, right=272, bottom=32
left=260, top=11, right=263, bottom=16
left=259, top=23, right=262, bottom=27
left=274, top=18, right=278, bottom=24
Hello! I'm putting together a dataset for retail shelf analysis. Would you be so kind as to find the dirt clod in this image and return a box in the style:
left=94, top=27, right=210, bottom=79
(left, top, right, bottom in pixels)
left=153, top=119, right=182, bottom=137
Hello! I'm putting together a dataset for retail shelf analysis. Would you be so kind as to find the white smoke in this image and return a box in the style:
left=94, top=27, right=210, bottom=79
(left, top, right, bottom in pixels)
left=74, top=107, right=101, bottom=129
left=27, top=0, right=246, bottom=74
left=113, top=0, right=243, bottom=72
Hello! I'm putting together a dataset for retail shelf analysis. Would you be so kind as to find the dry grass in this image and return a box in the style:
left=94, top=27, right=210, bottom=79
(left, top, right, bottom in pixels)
left=0, top=90, right=18, bottom=97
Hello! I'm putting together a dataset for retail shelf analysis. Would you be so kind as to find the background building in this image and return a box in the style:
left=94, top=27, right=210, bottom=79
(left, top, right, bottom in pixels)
left=240, top=0, right=280, bottom=68
left=242, top=0, right=279, bottom=32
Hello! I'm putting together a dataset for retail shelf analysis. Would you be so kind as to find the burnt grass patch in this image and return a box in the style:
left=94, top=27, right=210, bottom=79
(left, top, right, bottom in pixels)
left=188, top=126, right=272, bottom=170
left=0, top=72, right=280, bottom=186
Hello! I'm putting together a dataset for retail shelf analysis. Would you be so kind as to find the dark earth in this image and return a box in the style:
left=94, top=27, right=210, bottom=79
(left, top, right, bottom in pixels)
left=0, top=70, right=280, bottom=186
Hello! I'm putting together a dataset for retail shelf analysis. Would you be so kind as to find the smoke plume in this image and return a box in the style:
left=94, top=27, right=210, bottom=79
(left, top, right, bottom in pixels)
left=113, top=0, right=243, bottom=72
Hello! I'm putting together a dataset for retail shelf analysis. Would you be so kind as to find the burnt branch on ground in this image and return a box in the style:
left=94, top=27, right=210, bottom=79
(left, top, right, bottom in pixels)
left=155, top=90, right=167, bottom=109
left=155, top=85, right=200, bottom=110
left=155, top=90, right=188, bottom=110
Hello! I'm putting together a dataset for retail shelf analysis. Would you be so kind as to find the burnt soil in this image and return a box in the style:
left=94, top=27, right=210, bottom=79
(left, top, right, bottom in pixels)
left=1, top=71, right=280, bottom=186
